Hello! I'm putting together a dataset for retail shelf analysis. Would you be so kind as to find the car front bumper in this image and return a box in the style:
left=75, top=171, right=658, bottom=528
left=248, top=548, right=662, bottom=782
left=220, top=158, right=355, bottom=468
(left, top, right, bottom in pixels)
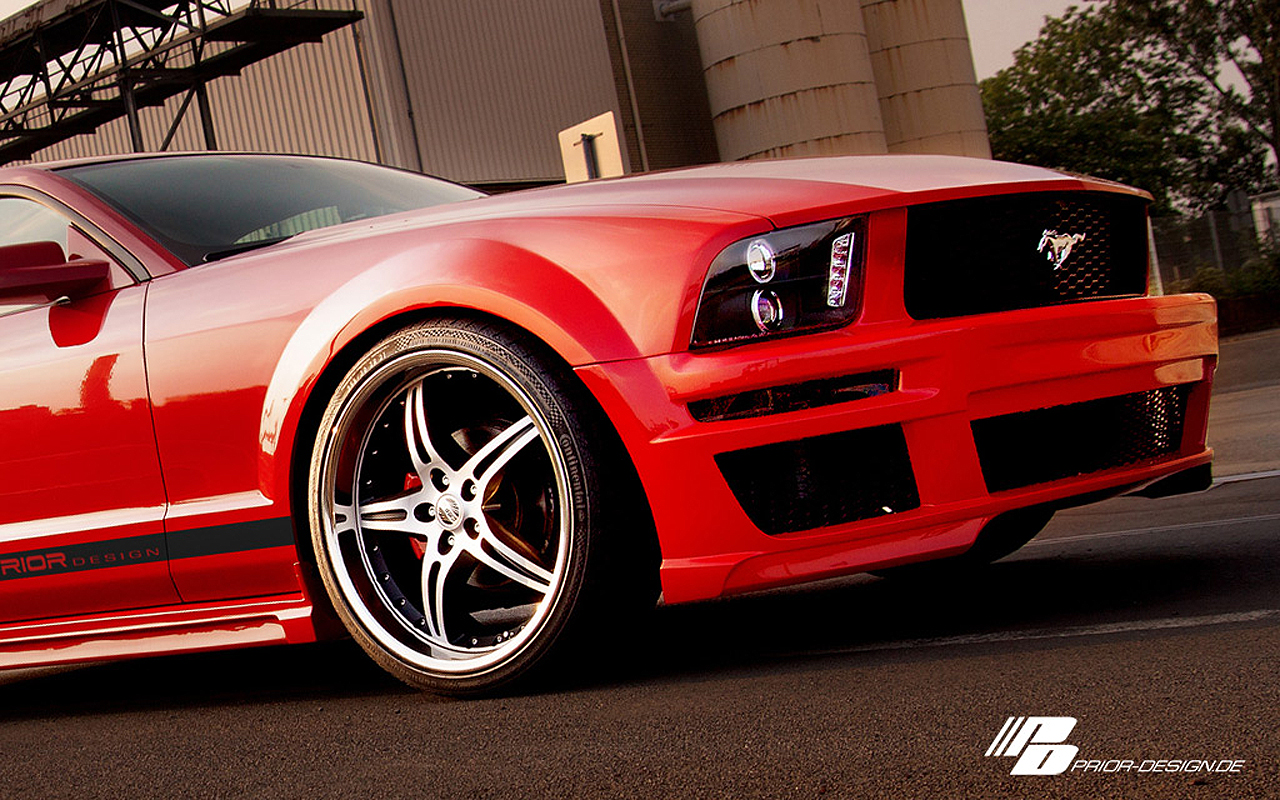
left=577, top=292, right=1217, bottom=604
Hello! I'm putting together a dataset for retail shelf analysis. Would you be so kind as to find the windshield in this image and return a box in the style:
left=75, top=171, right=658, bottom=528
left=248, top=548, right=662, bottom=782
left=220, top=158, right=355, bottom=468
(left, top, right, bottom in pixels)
left=59, top=155, right=485, bottom=265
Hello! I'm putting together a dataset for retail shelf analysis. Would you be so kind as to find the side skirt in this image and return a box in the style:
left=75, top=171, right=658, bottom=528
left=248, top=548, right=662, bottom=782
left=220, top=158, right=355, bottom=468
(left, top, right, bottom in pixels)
left=0, top=595, right=321, bottom=670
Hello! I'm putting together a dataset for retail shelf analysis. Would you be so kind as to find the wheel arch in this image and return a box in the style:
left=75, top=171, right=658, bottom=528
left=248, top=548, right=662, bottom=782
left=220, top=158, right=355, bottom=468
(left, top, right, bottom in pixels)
left=259, top=240, right=644, bottom=495
left=284, top=306, right=661, bottom=590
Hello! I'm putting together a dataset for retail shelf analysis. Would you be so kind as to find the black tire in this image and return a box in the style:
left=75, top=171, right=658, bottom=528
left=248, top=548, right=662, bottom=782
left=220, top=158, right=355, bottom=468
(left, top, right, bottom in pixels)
left=870, top=506, right=1054, bottom=580
left=307, top=317, right=657, bottom=695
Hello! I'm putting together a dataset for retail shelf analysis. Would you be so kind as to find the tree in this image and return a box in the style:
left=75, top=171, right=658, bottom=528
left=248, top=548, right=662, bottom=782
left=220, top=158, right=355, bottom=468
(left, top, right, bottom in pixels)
left=981, top=2, right=1276, bottom=213
left=1113, top=0, right=1279, bottom=173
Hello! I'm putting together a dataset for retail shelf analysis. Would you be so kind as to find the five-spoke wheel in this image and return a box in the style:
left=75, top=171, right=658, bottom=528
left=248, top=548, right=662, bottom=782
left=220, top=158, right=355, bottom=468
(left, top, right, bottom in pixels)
left=308, top=319, right=641, bottom=694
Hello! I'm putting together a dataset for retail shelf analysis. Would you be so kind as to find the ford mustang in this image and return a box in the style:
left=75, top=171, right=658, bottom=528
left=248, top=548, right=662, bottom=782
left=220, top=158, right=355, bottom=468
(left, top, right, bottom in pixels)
left=0, top=153, right=1217, bottom=694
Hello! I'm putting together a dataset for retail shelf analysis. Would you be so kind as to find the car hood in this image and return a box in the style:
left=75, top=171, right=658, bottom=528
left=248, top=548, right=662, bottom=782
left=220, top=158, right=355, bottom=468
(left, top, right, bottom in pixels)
left=286, top=155, right=1141, bottom=250
left=520, top=154, right=1131, bottom=223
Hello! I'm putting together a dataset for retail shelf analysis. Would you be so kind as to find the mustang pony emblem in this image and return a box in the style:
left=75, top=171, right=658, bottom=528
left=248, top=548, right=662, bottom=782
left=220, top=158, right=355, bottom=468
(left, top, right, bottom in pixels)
left=1037, top=229, right=1086, bottom=270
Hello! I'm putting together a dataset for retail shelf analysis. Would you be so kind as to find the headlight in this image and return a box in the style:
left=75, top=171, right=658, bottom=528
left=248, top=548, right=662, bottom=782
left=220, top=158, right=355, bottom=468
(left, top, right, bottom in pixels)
left=691, top=216, right=866, bottom=347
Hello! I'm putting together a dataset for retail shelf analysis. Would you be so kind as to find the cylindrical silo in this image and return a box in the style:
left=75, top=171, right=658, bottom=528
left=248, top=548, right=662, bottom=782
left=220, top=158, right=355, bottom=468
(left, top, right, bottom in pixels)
left=689, top=0, right=888, bottom=161
left=859, top=0, right=990, bottom=157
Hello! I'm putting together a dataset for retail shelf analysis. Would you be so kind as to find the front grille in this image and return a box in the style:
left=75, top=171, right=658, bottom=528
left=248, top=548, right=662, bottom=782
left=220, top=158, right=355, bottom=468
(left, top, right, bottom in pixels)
left=972, top=385, right=1191, bottom=493
left=715, top=425, right=920, bottom=535
left=904, top=191, right=1148, bottom=319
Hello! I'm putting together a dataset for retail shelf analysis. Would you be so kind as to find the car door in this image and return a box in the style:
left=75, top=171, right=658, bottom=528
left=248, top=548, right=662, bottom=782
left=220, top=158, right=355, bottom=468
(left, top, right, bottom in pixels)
left=0, top=191, right=178, bottom=624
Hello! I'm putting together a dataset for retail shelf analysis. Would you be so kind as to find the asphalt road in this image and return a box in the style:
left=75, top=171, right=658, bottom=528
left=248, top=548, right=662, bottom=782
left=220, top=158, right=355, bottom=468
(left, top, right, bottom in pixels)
left=1, top=331, right=1277, bottom=799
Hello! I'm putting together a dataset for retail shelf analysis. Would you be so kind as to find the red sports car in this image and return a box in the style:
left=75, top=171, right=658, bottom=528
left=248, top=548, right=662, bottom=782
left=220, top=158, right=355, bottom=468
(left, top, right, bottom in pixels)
left=0, top=153, right=1216, bottom=694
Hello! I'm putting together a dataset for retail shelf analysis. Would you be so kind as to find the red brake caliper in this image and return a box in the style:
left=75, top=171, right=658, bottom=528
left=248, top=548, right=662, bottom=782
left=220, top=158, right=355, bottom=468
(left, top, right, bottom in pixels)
left=404, top=473, right=428, bottom=558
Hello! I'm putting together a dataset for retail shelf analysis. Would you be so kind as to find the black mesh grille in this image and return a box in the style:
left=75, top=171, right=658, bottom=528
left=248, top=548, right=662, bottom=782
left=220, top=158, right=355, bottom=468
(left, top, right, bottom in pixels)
left=715, top=425, right=920, bottom=535
left=689, top=370, right=896, bottom=422
left=904, top=191, right=1149, bottom=319
left=972, top=385, right=1191, bottom=493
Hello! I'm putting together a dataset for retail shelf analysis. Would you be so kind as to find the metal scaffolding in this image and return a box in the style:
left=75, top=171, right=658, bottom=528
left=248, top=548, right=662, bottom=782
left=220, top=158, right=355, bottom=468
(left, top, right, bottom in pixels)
left=0, top=0, right=361, bottom=164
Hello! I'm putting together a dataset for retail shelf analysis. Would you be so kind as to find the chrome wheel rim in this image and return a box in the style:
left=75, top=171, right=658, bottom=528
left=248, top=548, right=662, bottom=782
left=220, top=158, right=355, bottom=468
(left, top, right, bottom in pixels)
left=319, top=350, right=572, bottom=675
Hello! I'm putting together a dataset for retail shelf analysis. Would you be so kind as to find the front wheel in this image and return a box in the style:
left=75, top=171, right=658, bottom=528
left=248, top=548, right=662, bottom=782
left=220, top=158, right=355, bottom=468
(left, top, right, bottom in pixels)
left=307, top=318, right=652, bottom=695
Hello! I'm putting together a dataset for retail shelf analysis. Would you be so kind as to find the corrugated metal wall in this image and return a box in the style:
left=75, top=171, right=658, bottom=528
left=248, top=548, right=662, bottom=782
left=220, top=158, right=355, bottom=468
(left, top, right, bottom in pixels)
left=33, top=29, right=378, bottom=164
left=31, top=0, right=627, bottom=186
left=600, top=0, right=719, bottom=172
left=372, top=0, right=622, bottom=184
left=351, top=0, right=421, bottom=172
left=17, top=0, right=990, bottom=182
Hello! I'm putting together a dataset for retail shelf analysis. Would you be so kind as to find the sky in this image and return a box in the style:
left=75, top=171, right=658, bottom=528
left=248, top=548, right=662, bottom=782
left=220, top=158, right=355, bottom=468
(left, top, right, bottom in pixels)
left=961, top=0, right=1077, bottom=79
left=0, top=0, right=30, bottom=21
left=0, top=0, right=1071, bottom=81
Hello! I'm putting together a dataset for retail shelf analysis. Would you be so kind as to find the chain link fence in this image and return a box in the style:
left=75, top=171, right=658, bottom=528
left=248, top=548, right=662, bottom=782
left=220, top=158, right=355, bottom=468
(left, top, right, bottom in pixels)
left=1150, top=210, right=1264, bottom=287
left=1152, top=206, right=1280, bottom=335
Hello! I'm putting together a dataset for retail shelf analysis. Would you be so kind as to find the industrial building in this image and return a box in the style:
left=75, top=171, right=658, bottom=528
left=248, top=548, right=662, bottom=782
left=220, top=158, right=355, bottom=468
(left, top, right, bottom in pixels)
left=0, top=0, right=990, bottom=189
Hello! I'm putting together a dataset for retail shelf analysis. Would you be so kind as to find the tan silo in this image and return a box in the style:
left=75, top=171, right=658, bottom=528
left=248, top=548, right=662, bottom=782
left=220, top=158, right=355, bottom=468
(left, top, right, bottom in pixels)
left=688, top=0, right=888, bottom=161
left=859, top=0, right=990, bottom=157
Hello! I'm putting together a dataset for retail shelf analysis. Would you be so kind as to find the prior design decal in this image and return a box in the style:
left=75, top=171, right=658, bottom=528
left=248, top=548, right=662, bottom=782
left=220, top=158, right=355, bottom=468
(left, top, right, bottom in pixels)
left=0, top=533, right=165, bottom=581
left=0, top=518, right=294, bottom=582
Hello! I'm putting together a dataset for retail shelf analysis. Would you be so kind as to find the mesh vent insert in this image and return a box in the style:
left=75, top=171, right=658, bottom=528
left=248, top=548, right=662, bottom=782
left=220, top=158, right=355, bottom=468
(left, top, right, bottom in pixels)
left=715, top=424, right=920, bottom=535
left=972, top=385, right=1191, bottom=493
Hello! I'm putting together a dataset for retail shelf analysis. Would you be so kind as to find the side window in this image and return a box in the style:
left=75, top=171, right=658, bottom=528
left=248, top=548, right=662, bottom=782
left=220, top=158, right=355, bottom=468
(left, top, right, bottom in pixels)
left=0, top=195, right=131, bottom=288
left=0, top=196, right=69, bottom=259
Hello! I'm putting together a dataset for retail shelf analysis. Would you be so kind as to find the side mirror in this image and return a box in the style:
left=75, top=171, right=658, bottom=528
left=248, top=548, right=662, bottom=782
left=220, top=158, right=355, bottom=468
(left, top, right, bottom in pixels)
left=0, top=241, right=111, bottom=304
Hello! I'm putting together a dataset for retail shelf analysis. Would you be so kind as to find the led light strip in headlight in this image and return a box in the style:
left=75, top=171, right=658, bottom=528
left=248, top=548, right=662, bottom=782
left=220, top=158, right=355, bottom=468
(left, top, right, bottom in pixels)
left=691, top=216, right=867, bottom=347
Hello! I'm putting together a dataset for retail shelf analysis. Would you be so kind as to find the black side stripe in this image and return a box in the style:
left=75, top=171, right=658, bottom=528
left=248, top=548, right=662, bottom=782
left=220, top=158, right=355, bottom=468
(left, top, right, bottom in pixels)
left=0, top=518, right=294, bottom=583
left=166, top=518, right=295, bottom=560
